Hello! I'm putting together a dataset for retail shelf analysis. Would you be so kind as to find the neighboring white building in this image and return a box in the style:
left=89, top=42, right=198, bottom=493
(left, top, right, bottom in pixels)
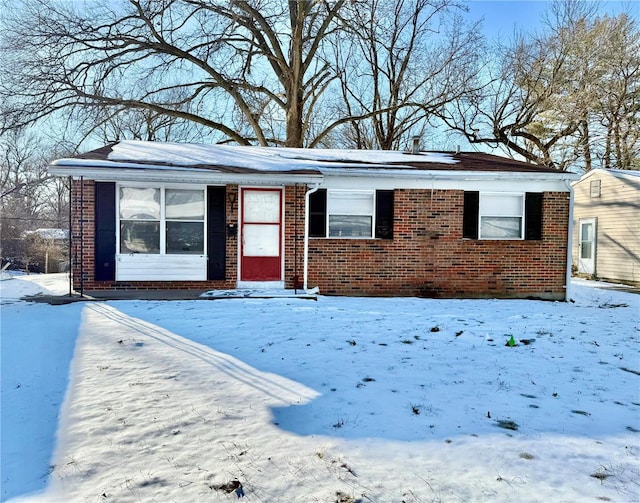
left=572, top=169, right=640, bottom=285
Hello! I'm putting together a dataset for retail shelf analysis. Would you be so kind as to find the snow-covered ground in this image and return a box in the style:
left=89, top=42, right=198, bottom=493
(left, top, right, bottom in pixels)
left=1, top=273, right=639, bottom=502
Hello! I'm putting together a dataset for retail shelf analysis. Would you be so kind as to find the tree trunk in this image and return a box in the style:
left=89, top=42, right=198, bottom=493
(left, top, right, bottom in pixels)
left=614, top=121, right=622, bottom=169
left=285, top=82, right=304, bottom=147
left=285, top=1, right=307, bottom=148
left=581, top=119, right=592, bottom=171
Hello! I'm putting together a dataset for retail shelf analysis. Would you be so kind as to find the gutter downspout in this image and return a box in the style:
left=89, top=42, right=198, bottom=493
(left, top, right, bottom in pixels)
left=303, top=183, right=321, bottom=294
left=80, top=176, right=84, bottom=297
left=564, top=179, right=575, bottom=301
left=294, top=184, right=299, bottom=294
left=68, top=176, right=72, bottom=297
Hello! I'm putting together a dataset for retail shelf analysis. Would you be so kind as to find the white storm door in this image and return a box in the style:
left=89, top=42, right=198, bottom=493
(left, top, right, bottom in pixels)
left=578, top=218, right=596, bottom=275
left=240, top=188, right=282, bottom=281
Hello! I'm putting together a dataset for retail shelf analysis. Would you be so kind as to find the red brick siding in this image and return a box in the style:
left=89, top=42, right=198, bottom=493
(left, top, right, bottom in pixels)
left=306, top=189, right=569, bottom=299
left=71, top=179, right=95, bottom=290
left=72, top=181, right=569, bottom=298
left=283, top=184, right=306, bottom=289
left=224, top=185, right=239, bottom=287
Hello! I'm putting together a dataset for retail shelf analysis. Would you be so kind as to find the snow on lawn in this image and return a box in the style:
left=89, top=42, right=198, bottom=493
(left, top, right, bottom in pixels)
left=1, top=274, right=82, bottom=501
left=1, top=275, right=639, bottom=502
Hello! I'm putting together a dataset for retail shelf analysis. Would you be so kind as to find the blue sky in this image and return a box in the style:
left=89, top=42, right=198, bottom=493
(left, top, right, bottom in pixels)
left=467, top=0, right=548, bottom=39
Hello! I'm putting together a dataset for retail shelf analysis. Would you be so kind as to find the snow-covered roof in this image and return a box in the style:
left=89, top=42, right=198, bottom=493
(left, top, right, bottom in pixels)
left=608, top=168, right=640, bottom=178
left=102, top=141, right=459, bottom=169
left=49, top=140, right=578, bottom=184
left=573, top=168, right=640, bottom=186
left=53, top=140, right=457, bottom=172
left=589, top=168, right=640, bottom=177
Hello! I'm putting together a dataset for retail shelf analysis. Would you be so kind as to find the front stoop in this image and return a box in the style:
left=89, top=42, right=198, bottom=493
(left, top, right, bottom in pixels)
left=199, top=289, right=317, bottom=300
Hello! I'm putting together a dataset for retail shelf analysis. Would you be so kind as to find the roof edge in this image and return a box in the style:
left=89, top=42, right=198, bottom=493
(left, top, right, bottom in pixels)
left=573, top=168, right=640, bottom=183
left=47, top=165, right=324, bottom=186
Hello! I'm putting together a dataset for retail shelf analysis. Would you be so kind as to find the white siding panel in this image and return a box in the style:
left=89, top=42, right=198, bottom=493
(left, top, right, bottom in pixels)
left=572, top=170, right=640, bottom=283
left=116, top=254, right=206, bottom=281
left=324, top=175, right=573, bottom=192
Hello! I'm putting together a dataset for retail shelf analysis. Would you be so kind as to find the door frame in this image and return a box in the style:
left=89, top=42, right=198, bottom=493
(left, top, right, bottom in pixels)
left=238, top=186, right=284, bottom=284
left=578, top=217, right=596, bottom=275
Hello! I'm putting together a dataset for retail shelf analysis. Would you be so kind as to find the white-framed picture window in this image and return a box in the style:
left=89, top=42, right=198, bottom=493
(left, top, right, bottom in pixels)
left=118, top=185, right=206, bottom=255
left=479, top=193, right=524, bottom=239
left=165, top=188, right=205, bottom=254
left=119, top=187, right=161, bottom=254
left=327, top=190, right=375, bottom=238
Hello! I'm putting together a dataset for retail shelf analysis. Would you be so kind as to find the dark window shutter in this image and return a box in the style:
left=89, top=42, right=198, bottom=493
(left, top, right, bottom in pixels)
left=375, top=190, right=394, bottom=239
left=309, top=189, right=327, bottom=237
left=525, top=192, right=543, bottom=240
left=94, top=182, right=116, bottom=281
left=207, top=186, right=226, bottom=280
left=463, top=191, right=479, bottom=239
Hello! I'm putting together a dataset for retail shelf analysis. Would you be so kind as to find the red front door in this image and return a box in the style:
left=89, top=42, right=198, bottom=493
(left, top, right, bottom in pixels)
left=241, top=188, right=282, bottom=281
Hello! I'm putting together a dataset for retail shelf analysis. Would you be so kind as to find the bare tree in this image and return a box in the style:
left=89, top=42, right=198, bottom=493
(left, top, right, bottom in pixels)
left=1, top=0, right=350, bottom=148
left=325, top=0, right=484, bottom=150
left=443, top=1, right=639, bottom=170
left=81, top=106, right=210, bottom=144
left=1, top=0, right=490, bottom=151
left=0, top=129, right=71, bottom=266
left=1, top=130, right=50, bottom=217
left=592, top=14, right=640, bottom=170
left=442, top=31, right=583, bottom=168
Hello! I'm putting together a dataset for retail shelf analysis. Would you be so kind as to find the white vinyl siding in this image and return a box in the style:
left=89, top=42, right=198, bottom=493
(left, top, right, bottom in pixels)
left=116, top=254, right=207, bottom=281
left=572, top=170, right=640, bottom=283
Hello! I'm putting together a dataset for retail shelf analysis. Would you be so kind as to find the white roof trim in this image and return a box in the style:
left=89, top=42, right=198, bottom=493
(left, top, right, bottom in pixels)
left=48, top=165, right=324, bottom=185
left=49, top=163, right=578, bottom=187
left=313, top=167, right=579, bottom=182
left=572, top=168, right=640, bottom=185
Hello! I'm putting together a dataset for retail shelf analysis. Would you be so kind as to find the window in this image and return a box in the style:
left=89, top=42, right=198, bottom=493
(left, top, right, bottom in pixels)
left=308, top=189, right=394, bottom=239
left=480, top=193, right=524, bottom=239
left=165, top=189, right=205, bottom=254
left=328, top=190, right=374, bottom=237
left=580, top=222, right=594, bottom=258
left=119, top=186, right=205, bottom=254
left=119, top=187, right=160, bottom=253
left=463, top=191, right=543, bottom=241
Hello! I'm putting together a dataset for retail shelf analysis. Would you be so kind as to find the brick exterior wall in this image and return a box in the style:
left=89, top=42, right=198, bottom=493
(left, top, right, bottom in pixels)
left=71, top=181, right=569, bottom=299
left=307, top=189, right=569, bottom=299
left=71, top=180, right=239, bottom=292
left=71, top=179, right=95, bottom=291
left=283, top=184, right=306, bottom=289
